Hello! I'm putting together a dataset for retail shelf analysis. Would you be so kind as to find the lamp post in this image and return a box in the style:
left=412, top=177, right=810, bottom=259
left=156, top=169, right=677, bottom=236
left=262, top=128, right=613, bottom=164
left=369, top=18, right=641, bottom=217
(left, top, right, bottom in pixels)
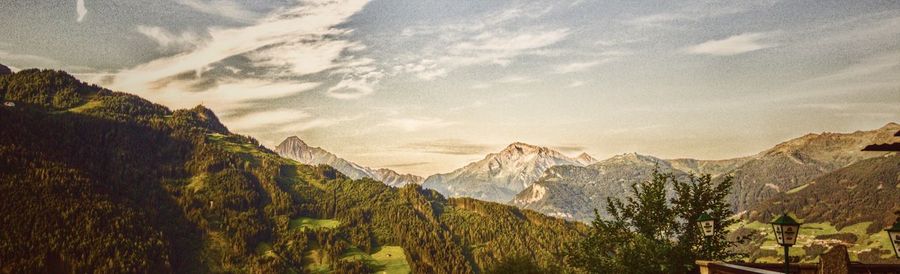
left=770, top=213, right=801, bottom=274
left=697, top=212, right=716, bottom=237
left=887, top=216, right=900, bottom=259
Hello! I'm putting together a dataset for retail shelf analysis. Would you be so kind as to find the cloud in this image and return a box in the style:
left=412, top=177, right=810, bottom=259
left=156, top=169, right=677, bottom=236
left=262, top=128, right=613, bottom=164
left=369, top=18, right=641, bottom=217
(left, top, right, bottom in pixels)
left=108, top=0, right=378, bottom=123
left=380, top=162, right=431, bottom=168
left=553, top=60, right=605, bottom=74
left=686, top=32, right=775, bottom=56
left=775, top=51, right=900, bottom=100
left=76, top=0, right=87, bottom=22
left=112, top=0, right=370, bottom=91
left=626, top=13, right=691, bottom=27
left=224, top=108, right=311, bottom=131
left=0, top=50, right=60, bottom=67
left=141, top=77, right=321, bottom=115
left=625, top=1, right=779, bottom=28
left=401, top=139, right=491, bottom=155
left=326, top=78, right=377, bottom=99
left=276, top=115, right=362, bottom=132
left=176, top=0, right=258, bottom=22
left=378, top=117, right=456, bottom=132
left=397, top=5, right=569, bottom=80
left=552, top=145, right=587, bottom=153
left=136, top=25, right=201, bottom=52
left=567, top=80, right=585, bottom=88
left=495, top=75, right=537, bottom=84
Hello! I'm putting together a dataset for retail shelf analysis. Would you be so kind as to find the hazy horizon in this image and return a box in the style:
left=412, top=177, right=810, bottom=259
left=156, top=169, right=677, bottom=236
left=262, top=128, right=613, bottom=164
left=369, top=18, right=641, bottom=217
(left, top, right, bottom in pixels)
left=2, top=0, right=899, bottom=175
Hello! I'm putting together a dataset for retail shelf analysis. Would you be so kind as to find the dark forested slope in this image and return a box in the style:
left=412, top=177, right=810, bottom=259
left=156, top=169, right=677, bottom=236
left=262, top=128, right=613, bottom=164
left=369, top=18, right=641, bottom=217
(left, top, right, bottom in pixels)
left=748, top=154, right=900, bottom=232
left=0, top=68, right=585, bottom=273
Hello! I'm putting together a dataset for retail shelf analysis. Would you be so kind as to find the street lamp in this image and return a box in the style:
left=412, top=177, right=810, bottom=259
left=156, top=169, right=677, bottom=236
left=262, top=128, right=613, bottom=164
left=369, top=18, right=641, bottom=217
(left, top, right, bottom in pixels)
left=771, top=213, right=801, bottom=274
left=697, top=212, right=716, bottom=237
left=887, top=216, right=900, bottom=259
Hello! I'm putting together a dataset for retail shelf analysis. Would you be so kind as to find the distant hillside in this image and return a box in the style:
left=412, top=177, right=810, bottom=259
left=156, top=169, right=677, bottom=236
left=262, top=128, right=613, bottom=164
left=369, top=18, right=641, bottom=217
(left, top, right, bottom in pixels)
left=748, top=154, right=900, bottom=231
left=509, top=124, right=898, bottom=223
left=668, top=157, right=752, bottom=177
left=275, top=136, right=423, bottom=187
left=422, top=142, right=594, bottom=202
left=511, top=153, right=687, bottom=221
left=732, top=154, right=900, bottom=264
left=727, top=124, right=897, bottom=212
left=0, top=67, right=586, bottom=273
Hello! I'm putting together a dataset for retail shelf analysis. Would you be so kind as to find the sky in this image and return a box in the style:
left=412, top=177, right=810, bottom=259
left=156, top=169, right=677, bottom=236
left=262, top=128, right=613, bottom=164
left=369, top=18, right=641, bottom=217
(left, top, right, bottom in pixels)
left=1, top=0, right=899, bottom=176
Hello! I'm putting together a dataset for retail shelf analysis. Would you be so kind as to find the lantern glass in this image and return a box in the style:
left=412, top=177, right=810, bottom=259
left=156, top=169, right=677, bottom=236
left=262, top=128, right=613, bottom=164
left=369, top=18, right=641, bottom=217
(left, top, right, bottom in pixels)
left=889, top=230, right=900, bottom=259
left=699, top=220, right=715, bottom=237
left=770, top=214, right=801, bottom=247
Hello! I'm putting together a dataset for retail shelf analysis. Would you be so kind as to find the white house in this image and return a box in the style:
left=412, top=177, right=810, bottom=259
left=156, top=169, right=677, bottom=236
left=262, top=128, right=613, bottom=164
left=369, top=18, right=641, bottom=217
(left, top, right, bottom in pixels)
left=3, top=102, right=14, bottom=107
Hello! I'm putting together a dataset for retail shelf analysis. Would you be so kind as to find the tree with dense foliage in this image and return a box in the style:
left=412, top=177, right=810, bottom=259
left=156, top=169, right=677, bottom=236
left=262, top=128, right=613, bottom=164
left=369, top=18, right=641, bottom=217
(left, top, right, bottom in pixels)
left=566, top=169, right=743, bottom=274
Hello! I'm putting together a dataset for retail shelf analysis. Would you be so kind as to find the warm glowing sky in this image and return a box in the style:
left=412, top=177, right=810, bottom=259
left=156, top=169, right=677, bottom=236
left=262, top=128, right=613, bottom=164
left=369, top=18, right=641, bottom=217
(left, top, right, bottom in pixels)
left=1, top=0, right=899, bottom=175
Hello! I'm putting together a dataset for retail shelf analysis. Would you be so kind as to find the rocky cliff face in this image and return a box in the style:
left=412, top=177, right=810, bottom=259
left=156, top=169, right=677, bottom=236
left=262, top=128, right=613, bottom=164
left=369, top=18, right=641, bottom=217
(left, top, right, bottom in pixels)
left=275, top=136, right=423, bottom=187
left=422, top=142, right=588, bottom=203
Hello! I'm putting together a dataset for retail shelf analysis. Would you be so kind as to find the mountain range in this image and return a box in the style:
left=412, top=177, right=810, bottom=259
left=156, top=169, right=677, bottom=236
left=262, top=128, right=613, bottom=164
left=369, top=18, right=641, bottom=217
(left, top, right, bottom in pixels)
left=511, top=123, right=898, bottom=222
left=275, top=122, right=898, bottom=225
left=420, top=142, right=597, bottom=203
left=0, top=66, right=586, bottom=273
left=275, top=136, right=423, bottom=187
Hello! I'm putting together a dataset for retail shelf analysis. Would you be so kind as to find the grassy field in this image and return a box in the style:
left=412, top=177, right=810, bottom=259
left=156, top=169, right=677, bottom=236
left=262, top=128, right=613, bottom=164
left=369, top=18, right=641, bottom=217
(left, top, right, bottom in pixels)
left=207, top=133, right=270, bottom=165
left=68, top=100, right=101, bottom=113
left=731, top=220, right=895, bottom=262
left=340, top=246, right=410, bottom=274
left=290, top=217, right=341, bottom=230
left=370, top=246, right=410, bottom=274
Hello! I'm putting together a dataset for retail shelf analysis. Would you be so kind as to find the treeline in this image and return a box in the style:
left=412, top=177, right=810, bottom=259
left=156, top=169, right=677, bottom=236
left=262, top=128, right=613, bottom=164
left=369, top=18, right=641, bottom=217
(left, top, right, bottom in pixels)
left=0, top=67, right=588, bottom=273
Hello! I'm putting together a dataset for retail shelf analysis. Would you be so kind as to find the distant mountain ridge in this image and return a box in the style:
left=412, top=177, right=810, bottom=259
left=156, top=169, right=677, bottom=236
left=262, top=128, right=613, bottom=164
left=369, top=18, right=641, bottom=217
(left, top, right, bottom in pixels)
left=511, top=152, right=687, bottom=220
left=422, top=142, right=597, bottom=202
left=275, top=136, right=423, bottom=187
left=510, top=123, right=899, bottom=222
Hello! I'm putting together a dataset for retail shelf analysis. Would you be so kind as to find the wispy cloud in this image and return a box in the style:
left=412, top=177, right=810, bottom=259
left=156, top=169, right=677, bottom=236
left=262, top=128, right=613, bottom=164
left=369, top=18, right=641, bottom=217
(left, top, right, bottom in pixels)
left=378, top=117, right=457, bottom=132
left=176, top=0, right=258, bottom=22
left=776, top=51, right=900, bottom=100
left=625, top=1, right=779, bottom=28
left=109, top=0, right=376, bottom=124
left=380, top=162, right=431, bottom=168
left=136, top=25, right=201, bottom=52
left=397, top=5, right=568, bottom=80
left=401, top=139, right=491, bottom=155
left=553, top=60, right=606, bottom=74
left=224, top=108, right=310, bottom=131
left=496, top=75, right=538, bottom=84
left=136, top=76, right=321, bottom=116
left=567, top=80, right=585, bottom=88
left=552, top=145, right=587, bottom=153
left=686, top=32, right=776, bottom=56
left=76, top=0, right=87, bottom=22
left=277, top=115, right=363, bottom=133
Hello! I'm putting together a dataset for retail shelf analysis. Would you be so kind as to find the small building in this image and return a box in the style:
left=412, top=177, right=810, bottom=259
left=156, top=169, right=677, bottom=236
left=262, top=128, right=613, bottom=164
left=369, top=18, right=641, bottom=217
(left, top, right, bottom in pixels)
left=3, top=102, right=14, bottom=107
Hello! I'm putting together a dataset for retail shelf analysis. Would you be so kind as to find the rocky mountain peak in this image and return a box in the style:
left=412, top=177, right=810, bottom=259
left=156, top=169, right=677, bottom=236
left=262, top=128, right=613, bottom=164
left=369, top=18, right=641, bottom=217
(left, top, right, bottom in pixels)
left=279, top=136, right=308, bottom=148
left=275, top=136, right=422, bottom=187
left=575, top=153, right=598, bottom=165
left=501, top=142, right=544, bottom=154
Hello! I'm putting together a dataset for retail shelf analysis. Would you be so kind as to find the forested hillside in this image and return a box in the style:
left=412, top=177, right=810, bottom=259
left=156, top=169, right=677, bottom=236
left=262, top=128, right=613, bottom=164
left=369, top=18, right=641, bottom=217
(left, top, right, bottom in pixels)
left=0, top=68, right=586, bottom=273
left=732, top=154, right=900, bottom=263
